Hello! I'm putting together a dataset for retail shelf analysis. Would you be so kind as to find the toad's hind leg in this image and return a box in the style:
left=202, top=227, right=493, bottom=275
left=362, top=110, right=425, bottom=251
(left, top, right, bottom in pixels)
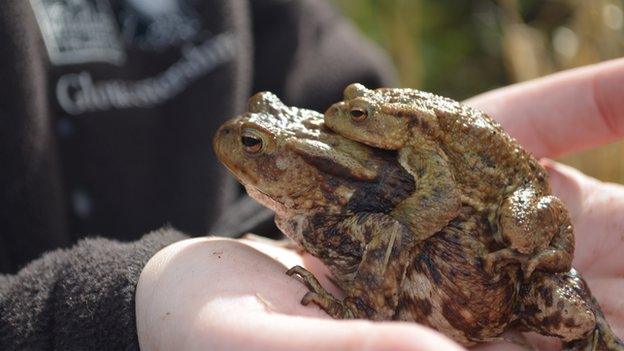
left=519, top=270, right=596, bottom=343
left=289, top=213, right=419, bottom=321
left=520, top=269, right=624, bottom=351
left=485, top=186, right=574, bottom=279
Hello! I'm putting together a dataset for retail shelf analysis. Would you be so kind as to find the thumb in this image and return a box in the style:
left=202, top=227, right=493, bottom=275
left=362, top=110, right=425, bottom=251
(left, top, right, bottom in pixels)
left=211, top=312, right=466, bottom=351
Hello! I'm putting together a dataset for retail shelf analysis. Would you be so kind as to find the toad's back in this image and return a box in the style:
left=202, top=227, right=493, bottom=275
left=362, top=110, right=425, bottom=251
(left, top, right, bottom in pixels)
left=388, top=88, right=550, bottom=208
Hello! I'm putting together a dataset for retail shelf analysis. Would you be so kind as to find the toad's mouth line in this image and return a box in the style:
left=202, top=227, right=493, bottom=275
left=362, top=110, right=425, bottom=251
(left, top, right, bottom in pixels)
left=219, top=159, right=260, bottom=185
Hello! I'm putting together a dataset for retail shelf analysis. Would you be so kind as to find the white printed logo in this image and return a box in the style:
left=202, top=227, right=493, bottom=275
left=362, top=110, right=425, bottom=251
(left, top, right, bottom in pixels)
left=56, top=33, right=236, bottom=115
left=30, top=0, right=126, bottom=66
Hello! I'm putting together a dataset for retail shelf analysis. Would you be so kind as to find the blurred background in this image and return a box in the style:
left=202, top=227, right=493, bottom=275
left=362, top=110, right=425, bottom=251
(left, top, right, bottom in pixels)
left=331, top=0, right=624, bottom=184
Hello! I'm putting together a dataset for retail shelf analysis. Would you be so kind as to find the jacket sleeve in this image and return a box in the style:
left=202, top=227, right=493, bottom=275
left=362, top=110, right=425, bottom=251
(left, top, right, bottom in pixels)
left=251, top=0, right=398, bottom=112
left=0, top=228, right=187, bottom=351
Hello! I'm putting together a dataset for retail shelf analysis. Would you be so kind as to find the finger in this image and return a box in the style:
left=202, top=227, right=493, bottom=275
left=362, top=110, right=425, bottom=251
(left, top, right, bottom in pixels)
left=464, top=58, right=624, bottom=158
left=209, top=312, right=466, bottom=351
left=542, top=160, right=624, bottom=276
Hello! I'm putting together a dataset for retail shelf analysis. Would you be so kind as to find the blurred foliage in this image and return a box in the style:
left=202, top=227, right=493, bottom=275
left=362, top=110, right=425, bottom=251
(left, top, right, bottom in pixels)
left=332, top=0, right=624, bottom=184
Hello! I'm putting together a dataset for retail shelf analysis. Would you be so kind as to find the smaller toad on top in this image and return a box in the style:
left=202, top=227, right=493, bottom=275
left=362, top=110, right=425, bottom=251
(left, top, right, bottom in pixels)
left=324, top=83, right=574, bottom=279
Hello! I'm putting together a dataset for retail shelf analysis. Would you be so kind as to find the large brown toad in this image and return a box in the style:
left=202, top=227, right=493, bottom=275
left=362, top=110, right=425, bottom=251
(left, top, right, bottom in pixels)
left=324, top=83, right=574, bottom=280
left=212, top=92, right=623, bottom=349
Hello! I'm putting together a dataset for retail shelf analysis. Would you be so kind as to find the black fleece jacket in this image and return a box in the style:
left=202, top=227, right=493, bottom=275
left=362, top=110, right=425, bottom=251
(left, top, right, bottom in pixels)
left=0, top=0, right=395, bottom=349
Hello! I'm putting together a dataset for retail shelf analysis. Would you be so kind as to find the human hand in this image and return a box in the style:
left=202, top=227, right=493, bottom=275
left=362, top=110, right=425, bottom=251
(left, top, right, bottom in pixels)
left=135, top=237, right=462, bottom=351
left=136, top=58, right=624, bottom=351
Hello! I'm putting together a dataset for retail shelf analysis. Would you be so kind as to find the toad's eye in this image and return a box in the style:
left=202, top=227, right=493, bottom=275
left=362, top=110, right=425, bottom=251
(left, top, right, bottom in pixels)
left=241, top=133, right=263, bottom=154
left=350, top=108, right=367, bottom=122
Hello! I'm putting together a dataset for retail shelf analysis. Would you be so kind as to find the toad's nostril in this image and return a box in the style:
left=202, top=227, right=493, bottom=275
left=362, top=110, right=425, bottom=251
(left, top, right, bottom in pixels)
left=221, top=128, right=231, bottom=135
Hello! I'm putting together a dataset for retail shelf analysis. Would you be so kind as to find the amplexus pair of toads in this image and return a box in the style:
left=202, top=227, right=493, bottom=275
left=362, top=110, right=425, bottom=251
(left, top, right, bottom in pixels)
left=212, top=84, right=623, bottom=349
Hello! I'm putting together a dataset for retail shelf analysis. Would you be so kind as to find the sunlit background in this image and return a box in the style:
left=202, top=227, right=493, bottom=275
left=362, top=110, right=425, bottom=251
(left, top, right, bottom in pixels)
left=332, top=0, right=624, bottom=184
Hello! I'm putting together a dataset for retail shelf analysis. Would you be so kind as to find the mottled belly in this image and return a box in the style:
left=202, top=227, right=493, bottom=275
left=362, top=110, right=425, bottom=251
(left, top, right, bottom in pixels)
left=395, top=220, right=518, bottom=345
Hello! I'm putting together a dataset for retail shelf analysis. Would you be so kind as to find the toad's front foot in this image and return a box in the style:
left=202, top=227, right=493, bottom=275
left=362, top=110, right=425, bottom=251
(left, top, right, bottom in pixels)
left=483, top=248, right=523, bottom=277
left=520, top=248, right=572, bottom=280
left=286, top=265, right=355, bottom=319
